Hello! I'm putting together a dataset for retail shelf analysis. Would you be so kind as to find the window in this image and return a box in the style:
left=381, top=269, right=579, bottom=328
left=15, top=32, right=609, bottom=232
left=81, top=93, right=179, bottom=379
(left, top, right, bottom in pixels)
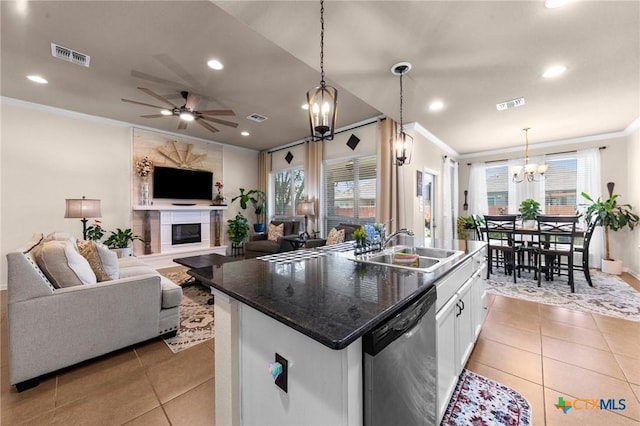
left=323, top=155, right=376, bottom=230
left=273, top=169, right=305, bottom=218
left=485, top=165, right=509, bottom=214
left=544, top=156, right=577, bottom=215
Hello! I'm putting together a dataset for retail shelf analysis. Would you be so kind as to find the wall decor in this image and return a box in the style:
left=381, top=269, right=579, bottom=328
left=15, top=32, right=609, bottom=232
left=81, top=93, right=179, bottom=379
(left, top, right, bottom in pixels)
left=346, top=134, right=360, bottom=150
left=416, top=170, right=423, bottom=196
left=285, top=151, right=294, bottom=164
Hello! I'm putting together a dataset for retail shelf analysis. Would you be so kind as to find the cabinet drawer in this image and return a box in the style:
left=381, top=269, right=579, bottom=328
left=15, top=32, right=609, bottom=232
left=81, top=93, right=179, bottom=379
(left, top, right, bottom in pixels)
left=435, top=258, right=473, bottom=311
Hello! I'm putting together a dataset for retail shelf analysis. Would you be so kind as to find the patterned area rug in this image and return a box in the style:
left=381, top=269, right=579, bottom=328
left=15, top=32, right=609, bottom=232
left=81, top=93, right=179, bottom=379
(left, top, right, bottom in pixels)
left=442, top=369, right=532, bottom=426
left=160, top=269, right=214, bottom=353
left=487, top=269, right=640, bottom=322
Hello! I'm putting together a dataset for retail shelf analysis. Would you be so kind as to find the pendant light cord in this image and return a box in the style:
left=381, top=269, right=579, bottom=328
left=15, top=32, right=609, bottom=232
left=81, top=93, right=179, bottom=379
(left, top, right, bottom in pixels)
left=399, top=72, right=404, bottom=132
left=319, top=0, right=325, bottom=87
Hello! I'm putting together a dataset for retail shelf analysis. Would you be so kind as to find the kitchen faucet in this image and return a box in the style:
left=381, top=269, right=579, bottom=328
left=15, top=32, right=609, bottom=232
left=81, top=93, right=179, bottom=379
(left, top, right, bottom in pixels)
left=381, top=228, right=414, bottom=249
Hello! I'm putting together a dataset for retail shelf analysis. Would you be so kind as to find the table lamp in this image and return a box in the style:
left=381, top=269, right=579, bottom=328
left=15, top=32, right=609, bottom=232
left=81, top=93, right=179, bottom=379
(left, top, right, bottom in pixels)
left=64, top=196, right=102, bottom=240
left=297, top=201, right=315, bottom=239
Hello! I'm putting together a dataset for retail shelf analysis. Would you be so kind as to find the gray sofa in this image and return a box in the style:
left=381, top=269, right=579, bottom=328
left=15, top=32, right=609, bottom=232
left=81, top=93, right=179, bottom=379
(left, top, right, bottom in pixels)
left=6, top=233, right=182, bottom=391
left=244, top=220, right=301, bottom=258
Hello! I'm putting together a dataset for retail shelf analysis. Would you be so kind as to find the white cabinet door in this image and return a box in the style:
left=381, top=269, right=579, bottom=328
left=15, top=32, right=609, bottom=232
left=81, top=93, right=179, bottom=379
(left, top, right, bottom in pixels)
left=472, top=263, right=488, bottom=338
left=436, top=294, right=458, bottom=422
left=455, top=277, right=475, bottom=373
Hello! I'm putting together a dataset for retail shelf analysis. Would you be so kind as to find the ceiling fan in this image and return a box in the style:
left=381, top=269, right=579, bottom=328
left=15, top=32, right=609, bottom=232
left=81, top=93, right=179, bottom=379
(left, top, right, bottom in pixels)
left=121, top=87, right=238, bottom=133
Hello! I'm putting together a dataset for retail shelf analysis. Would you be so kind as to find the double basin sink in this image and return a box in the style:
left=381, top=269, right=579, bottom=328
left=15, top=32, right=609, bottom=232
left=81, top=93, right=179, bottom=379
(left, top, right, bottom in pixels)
left=349, top=245, right=464, bottom=273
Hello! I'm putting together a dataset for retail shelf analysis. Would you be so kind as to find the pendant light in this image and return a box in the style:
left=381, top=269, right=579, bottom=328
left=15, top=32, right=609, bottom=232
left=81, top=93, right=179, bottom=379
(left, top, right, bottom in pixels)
left=307, top=0, right=338, bottom=141
left=510, top=127, right=548, bottom=183
left=391, top=62, right=413, bottom=166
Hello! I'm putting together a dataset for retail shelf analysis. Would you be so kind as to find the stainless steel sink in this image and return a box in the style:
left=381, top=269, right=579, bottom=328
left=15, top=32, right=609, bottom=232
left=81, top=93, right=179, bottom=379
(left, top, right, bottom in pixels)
left=392, top=246, right=463, bottom=259
left=348, top=245, right=464, bottom=273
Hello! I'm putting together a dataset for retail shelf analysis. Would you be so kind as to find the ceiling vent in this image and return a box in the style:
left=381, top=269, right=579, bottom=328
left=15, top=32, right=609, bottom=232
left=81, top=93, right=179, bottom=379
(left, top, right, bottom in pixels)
left=496, top=97, right=525, bottom=111
left=51, top=43, right=91, bottom=67
left=247, top=113, right=268, bottom=123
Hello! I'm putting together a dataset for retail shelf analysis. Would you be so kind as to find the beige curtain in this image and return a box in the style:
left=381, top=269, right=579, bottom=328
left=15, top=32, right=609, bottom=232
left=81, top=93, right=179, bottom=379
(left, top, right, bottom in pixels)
left=304, top=141, right=323, bottom=233
left=258, top=150, right=271, bottom=222
left=377, top=117, right=404, bottom=233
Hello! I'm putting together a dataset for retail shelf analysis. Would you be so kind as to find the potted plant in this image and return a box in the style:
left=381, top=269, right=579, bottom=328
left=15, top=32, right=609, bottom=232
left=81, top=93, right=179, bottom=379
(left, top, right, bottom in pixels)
left=227, top=213, right=250, bottom=248
left=456, top=216, right=476, bottom=240
left=85, top=220, right=106, bottom=241
left=582, top=191, right=639, bottom=274
left=104, top=228, right=144, bottom=258
left=519, top=198, right=541, bottom=228
left=213, top=181, right=225, bottom=205
left=232, top=188, right=266, bottom=233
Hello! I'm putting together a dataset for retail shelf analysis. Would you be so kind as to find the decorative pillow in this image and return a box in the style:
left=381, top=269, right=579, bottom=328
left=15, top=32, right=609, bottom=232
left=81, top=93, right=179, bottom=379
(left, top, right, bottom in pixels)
left=33, top=240, right=97, bottom=288
left=268, top=223, right=284, bottom=242
left=77, top=240, right=119, bottom=281
left=44, top=232, right=78, bottom=251
left=326, top=228, right=345, bottom=245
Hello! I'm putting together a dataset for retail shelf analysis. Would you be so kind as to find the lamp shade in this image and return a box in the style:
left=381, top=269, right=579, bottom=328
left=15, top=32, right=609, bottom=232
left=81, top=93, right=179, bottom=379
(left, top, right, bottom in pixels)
left=64, top=197, right=102, bottom=219
left=297, top=201, right=315, bottom=217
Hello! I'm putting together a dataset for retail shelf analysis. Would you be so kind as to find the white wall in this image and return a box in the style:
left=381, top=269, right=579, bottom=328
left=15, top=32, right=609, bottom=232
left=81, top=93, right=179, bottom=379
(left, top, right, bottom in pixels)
left=0, top=99, right=258, bottom=289
left=625, top=127, right=640, bottom=278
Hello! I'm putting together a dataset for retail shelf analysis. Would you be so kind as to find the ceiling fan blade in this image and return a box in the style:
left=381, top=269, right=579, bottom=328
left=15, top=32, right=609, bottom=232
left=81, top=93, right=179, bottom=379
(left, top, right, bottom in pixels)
left=177, top=120, right=188, bottom=130
left=196, top=119, right=219, bottom=133
left=121, top=98, right=168, bottom=109
left=185, top=92, right=201, bottom=111
left=200, top=116, right=239, bottom=128
left=198, top=109, right=235, bottom=116
left=140, top=114, right=168, bottom=118
left=138, top=87, right=178, bottom=108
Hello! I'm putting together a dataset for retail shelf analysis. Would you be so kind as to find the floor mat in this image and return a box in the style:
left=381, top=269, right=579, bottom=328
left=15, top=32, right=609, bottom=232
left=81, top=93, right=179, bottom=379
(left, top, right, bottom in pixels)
left=162, top=282, right=214, bottom=353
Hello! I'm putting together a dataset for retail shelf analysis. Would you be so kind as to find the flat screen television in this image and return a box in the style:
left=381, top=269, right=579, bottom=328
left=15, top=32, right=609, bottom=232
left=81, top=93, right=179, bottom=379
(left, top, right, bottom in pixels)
left=152, top=166, right=213, bottom=201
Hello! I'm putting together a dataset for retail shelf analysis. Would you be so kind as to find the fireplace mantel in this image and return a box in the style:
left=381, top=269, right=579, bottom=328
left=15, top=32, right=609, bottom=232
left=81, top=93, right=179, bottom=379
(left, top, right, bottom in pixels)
left=133, top=205, right=227, bottom=211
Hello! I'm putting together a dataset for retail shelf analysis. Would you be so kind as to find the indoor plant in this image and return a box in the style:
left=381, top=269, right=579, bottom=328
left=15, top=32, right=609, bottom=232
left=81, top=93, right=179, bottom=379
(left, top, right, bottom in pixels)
left=104, top=228, right=144, bottom=258
left=213, top=181, right=225, bottom=205
left=582, top=191, right=639, bottom=274
left=227, top=213, right=249, bottom=247
left=85, top=220, right=106, bottom=241
left=518, top=198, right=541, bottom=227
left=232, top=188, right=266, bottom=233
left=456, top=216, right=476, bottom=240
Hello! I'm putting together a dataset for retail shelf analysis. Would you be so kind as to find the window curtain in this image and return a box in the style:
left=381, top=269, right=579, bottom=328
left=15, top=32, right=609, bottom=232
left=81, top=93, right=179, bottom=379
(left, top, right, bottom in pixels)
left=304, top=140, right=323, bottom=233
left=467, top=162, right=488, bottom=216
left=576, top=148, right=603, bottom=265
left=377, top=118, right=403, bottom=232
left=508, top=155, right=545, bottom=214
left=443, top=157, right=459, bottom=241
left=258, top=150, right=271, bottom=221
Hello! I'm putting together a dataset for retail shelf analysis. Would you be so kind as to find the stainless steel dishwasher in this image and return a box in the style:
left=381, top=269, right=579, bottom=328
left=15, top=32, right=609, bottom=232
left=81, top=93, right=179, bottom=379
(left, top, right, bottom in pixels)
left=363, top=285, right=437, bottom=426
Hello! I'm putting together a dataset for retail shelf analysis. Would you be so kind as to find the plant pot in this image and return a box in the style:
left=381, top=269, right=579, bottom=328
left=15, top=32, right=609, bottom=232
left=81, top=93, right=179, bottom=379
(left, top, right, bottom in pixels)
left=601, top=259, right=623, bottom=275
left=253, top=223, right=265, bottom=233
left=523, top=220, right=536, bottom=229
left=111, top=247, right=132, bottom=258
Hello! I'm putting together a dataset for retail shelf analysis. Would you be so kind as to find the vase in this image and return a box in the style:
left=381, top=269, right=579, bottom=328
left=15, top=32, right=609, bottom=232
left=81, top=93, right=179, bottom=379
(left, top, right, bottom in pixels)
left=140, top=176, right=150, bottom=206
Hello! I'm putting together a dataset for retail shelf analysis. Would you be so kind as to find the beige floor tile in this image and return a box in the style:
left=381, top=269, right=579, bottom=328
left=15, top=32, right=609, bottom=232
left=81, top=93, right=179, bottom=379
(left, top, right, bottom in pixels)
left=616, top=354, right=640, bottom=386
left=164, top=378, right=215, bottom=426
left=479, top=320, right=542, bottom=354
left=466, top=360, right=545, bottom=426
left=468, top=338, right=542, bottom=384
left=52, top=369, right=159, bottom=426
left=544, top=387, right=638, bottom=426
left=540, top=317, right=610, bottom=350
left=538, top=304, right=599, bottom=330
left=543, top=357, right=640, bottom=422
left=631, top=384, right=640, bottom=405
left=146, top=343, right=214, bottom=404
left=542, top=336, right=626, bottom=380
left=490, top=295, right=541, bottom=317
left=1, top=374, right=57, bottom=425
left=593, top=314, right=640, bottom=338
left=135, top=337, right=178, bottom=367
left=485, top=306, right=541, bottom=333
left=123, top=406, right=171, bottom=426
left=603, top=331, right=640, bottom=360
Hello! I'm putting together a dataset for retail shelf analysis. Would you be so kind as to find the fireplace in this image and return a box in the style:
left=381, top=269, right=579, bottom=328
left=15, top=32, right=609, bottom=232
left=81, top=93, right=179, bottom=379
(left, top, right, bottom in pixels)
left=172, top=223, right=202, bottom=245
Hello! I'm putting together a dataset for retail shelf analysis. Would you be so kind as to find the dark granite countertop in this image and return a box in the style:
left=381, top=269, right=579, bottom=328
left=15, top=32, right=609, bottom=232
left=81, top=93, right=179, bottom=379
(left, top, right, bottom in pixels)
left=189, top=239, right=486, bottom=350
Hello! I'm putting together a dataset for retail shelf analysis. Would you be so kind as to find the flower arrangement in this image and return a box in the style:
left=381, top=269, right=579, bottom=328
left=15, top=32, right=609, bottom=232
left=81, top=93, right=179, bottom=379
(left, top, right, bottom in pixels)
left=135, top=156, right=153, bottom=178
left=214, top=181, right=225, bottom=203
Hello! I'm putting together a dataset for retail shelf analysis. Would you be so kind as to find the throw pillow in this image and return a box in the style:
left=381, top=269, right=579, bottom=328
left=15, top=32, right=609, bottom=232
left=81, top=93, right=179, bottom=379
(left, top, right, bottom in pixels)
left=268, top=223, right=284, bottom=242
left=44, top=231, right=78, bottom=250
left=326, top=228, right=345, bottom=245
left=77, top=240, right=119, bottom=281
left=33, top=240, right=97, bottom=288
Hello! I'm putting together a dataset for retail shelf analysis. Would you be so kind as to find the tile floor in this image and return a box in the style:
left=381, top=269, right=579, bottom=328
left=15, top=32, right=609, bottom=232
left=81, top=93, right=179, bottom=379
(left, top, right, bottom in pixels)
left=1, top=274, right=639, bottom=425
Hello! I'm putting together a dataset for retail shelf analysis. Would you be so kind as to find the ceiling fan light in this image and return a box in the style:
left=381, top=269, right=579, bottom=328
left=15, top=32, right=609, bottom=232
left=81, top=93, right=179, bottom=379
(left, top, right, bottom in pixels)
left=160, top=109, right=172, bottom=116
left=179, top=111, right=195, bottom=121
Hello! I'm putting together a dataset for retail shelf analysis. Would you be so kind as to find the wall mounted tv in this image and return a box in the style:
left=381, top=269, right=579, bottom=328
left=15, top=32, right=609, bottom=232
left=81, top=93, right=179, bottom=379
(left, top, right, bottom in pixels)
left=152, top=166, right=213, bottom=200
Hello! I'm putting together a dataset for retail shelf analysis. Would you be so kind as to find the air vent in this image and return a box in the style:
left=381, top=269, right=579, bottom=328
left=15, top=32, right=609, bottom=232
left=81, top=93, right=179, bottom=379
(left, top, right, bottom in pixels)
left=51, top=43, right=91, bottom=67
left=496, top=97, right=525, bottom=111
left=247, top=113, right=268, bottom=123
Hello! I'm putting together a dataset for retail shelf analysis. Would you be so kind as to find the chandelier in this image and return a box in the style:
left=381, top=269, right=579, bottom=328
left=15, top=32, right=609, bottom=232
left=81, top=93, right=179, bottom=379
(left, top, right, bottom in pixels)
left=510, top=127, right=548, bottom=183
left=307, top=0, right=338, bottom=141
left=391, top=62, right=413, bottom=166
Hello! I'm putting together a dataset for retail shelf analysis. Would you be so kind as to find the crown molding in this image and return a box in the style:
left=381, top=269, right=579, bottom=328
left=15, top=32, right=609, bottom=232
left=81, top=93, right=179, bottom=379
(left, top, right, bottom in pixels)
left=404, top=122, right=460, bottom=158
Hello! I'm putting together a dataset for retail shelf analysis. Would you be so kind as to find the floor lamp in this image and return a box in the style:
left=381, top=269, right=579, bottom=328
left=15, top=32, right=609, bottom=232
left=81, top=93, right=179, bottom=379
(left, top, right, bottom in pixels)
left=297, top=201, right=315, bottom=239
left=64, top=196, right=102, bottom=240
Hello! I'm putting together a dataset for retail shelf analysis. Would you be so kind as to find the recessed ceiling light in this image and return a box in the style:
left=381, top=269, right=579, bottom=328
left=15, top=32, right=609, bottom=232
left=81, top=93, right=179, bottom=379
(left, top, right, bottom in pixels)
left=241, top=131, right=250, bottom=136
left=26, top=75, right=48, bottom=84
left=160, top=109, right=172, bottom=116
left=429, top=101, right=444, bottom=111
left=301, top=103, right=309, bottom=110
left=542, top=65, right=567, bottom=78
left=207, top=59, right=223, bottom=70
left=545, top=0, right=568, bottom=9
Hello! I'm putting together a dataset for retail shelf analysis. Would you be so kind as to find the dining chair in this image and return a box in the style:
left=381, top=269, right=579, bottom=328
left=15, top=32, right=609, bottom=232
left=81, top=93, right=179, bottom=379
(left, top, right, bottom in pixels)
left=472, top=214, right=484, bottom=241
left=573, top=215, right=599, bottom=287
left=536, top=215, right=579, bottom=293
left=483, top=215, right=520, bottom=283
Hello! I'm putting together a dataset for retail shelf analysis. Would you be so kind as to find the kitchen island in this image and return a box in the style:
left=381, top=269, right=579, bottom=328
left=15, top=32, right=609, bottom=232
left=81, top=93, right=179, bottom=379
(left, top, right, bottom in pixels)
left=189, top=240, right=486, bottom=425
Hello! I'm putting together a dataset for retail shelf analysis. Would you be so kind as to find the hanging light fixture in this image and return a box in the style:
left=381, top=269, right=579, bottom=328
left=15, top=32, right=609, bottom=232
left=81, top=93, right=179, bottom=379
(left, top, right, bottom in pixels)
left=510, top=127, right=548, bottom=183
left=307, top=0, right=338, bottom=141
left=391, top=62, right=413, bottom=166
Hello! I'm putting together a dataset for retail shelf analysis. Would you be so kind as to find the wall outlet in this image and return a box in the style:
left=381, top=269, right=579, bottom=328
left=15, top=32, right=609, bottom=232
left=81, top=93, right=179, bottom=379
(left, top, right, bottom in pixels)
left=275, top=353, right=288, bottom=393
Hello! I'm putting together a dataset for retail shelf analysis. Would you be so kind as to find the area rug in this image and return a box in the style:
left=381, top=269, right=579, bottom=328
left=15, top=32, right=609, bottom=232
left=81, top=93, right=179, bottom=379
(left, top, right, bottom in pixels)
left=160, top=272, right=215, bottom=353
left=486, top=269, right=640, bottom=322
left=441, top=369, right=532, bottom=426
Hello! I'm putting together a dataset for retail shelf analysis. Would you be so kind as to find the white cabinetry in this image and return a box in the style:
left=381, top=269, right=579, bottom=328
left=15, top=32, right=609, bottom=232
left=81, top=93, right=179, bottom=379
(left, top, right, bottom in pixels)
left=436, top=251, right=487, bottom=422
